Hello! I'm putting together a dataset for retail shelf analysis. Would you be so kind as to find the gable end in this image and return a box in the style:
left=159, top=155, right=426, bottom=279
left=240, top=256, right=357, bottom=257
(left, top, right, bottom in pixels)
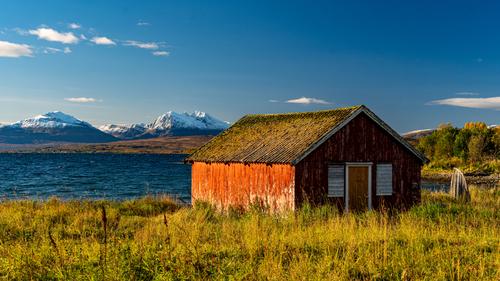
left=292, top=106, right=428, bottom=165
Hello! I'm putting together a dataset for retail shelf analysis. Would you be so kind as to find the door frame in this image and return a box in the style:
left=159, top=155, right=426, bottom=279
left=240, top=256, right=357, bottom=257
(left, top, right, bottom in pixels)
left=345, top=162, right=372, bottom=212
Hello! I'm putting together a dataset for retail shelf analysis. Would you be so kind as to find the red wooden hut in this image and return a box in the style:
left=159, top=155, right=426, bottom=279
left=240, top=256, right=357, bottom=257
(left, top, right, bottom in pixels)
left=186, top=105, right=427, bottom=212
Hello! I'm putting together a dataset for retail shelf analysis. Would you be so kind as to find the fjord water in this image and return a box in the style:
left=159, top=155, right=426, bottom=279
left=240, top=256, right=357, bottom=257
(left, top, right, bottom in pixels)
left=1, top=153, right=492, bottom=202
left=0, top=154, right=191, bottom=202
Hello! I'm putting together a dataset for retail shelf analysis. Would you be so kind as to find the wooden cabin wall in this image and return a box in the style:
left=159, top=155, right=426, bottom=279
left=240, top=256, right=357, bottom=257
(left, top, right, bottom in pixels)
left=191, top=162, right=295, bottom=212
left=295, top=113, right=422, bottom=210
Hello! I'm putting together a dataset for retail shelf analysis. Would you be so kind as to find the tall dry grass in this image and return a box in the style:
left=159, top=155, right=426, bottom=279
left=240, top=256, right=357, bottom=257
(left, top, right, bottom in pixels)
left=0, top=189, right=498, bottom=280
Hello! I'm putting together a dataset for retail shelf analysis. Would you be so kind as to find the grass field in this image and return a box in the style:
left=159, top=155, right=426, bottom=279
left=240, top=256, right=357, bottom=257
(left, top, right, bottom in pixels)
left=0, top=188, right=498, bottom=280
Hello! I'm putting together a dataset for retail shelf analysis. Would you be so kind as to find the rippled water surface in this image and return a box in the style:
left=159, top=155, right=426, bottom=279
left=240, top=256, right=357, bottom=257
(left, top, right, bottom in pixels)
left=1, top=153, right=494, bottom=202
left=0, top=153, right=191, bottom=202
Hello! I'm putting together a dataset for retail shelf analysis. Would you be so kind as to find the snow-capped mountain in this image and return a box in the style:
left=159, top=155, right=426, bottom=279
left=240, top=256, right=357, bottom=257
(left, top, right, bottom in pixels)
left=98, top=123, right=147, bottom=140
left=149, top=111, right=228, bottom=131
left=10, top=111, right=92, bottom=129
left=402, top=128, right=436, bottom=141
left=0, top=111, right=117, bottom=144
left=0, top=110, right=228, bottom=144
left=100, top=111, right=229, bottom=139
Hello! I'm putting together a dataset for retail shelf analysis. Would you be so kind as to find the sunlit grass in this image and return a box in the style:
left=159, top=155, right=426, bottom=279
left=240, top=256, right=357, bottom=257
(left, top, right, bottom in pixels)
left=0, top=188, right=498, bottom=280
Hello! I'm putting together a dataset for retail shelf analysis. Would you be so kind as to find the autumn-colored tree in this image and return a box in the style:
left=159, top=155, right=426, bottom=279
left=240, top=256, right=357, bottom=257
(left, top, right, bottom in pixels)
left=453, top=129, right=471, bottom=160
left=493, top=128, right=500, bottom=157
left=434, top=123, right=456, bottom=160
left=468, top=134, right=486, bottom=163
left=463, top=122, right=488, bottom=131
left=417, top=133, right=436, bottom=159
left=416, top=122, right=498, bottom=172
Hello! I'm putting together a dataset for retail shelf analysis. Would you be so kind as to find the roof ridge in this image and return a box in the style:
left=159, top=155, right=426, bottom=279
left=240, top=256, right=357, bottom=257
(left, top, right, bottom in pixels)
left=186, top=105, right=427, bottom=164
left=186, top=105, right=364, bottom=163
left=243, top=105, right=364, bottom=118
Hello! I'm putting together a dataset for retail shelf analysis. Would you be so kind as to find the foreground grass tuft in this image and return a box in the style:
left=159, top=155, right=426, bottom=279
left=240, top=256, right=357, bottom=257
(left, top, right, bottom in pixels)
left=0, top=189, right=498, bottom=280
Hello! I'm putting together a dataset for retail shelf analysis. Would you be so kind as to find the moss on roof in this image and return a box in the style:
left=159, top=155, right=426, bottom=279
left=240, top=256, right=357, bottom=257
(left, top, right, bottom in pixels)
left=186, top=105, right=362, bottom=164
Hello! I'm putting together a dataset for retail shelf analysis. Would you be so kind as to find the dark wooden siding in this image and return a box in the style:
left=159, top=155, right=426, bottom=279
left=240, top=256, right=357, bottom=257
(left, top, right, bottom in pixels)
left=192, top=162, right=295, bottom=212
left=294, top=112, right=422, bottom=210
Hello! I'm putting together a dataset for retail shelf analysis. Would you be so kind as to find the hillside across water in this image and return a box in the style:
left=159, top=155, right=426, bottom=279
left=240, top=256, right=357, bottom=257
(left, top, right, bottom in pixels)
left=406, top=122, right=500, bottom=183
left=0, top=135, right=213, bottom=154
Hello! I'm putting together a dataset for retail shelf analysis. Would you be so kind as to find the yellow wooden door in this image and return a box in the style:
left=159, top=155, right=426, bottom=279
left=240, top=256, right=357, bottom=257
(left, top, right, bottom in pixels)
left=348, top=166, right=369, bottom=211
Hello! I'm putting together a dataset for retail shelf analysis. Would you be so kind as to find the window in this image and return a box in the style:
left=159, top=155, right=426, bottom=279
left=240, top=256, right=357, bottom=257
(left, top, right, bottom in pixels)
left=376, top=164, right=393, bottom=196
left=328, top=165, right=344, bottom=197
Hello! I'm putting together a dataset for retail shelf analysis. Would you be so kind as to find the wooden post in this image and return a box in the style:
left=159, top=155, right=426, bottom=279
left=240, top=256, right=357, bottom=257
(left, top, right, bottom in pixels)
left=450, top=168, right=470, bottom=202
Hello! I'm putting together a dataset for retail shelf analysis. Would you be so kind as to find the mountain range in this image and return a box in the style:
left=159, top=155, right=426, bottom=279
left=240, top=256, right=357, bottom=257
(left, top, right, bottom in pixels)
left=99, top=111, right=229, bottom=139
left=4, top=111, right=494, bottom=146
left=0, top=111, right=229, bottom=144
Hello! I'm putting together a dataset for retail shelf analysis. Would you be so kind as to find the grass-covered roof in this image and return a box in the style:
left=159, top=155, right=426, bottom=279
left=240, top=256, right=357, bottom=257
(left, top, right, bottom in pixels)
left=186, top=105, right=362, bottom=164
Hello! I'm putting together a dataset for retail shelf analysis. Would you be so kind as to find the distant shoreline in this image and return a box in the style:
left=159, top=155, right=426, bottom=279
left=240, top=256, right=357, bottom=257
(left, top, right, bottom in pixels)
left=0, top=135, right=213, bottom=155
left=422, top=170, right=499, bottom=186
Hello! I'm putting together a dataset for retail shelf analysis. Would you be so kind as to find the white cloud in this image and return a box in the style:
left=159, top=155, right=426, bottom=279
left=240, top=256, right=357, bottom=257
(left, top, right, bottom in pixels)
left=28, top=27, right=79, bottom=44
left=456, top=92, right=479, bottom=96
left=285, top=97, right=331, bottom=105
left=80, top=34, right=87, bottom=40
left=64, top=97, right=99, bottom=103
left=90, top=36, right=116, bottom=45
left=124, top=40, right=159, bottom=49
left=268, top=99, right=279, bottom=103
left=137, top=21, right=150, bottom=26
left=43, top=47, right=62, bottom=54
left=43, top=46, right=72, bottom=54
left=0, top=40, right=33, bottom=58
left=152, top=51, right=169, bottom=56
left=68, top=23, right=81, bottom=29
left=428, top=97, right=500, bottom=110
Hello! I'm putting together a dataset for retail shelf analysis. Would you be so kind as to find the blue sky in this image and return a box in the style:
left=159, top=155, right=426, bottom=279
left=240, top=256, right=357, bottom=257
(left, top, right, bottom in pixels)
left=1, top=0, right=499, bottom=132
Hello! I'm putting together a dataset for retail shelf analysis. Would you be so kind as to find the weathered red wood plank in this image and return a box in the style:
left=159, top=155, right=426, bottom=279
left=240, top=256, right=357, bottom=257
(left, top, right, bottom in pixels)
left=192, top=162, right=295, bottom=212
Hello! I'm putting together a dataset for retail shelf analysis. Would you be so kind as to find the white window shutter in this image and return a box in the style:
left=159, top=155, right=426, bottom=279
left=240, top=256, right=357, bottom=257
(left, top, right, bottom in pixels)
left=328, top=165, right=344, bottom=197
left=376, top=164, right=393, bottom=196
